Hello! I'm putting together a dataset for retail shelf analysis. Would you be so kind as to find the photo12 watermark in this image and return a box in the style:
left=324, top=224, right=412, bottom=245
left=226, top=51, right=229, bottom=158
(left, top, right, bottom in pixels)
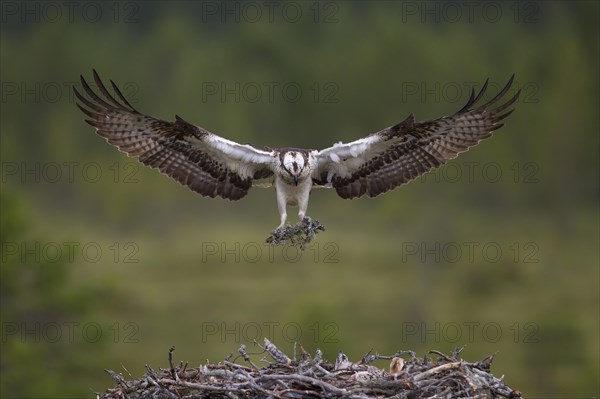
left=200, top=241, right=340, bottom=264
left=418, top=161, right=540, bottom=185
left=399, top=1, right=541, bottom=24
left=400, top=321, right=540, bottom=344
left=198, top=1, right=340, bottom=24
left=400, top=241, right=540, bottom=264
left=1, top=161, right=141, bottom=185
left=0, top=1, right=141, bottom=24
left=400, top=80, right=538, bottom=104
left=1, top=241, right=140, bottom=264
left=1, top=321, right=140, bottom=344
left=200, top=81, right=339, bottom=104
left=200, top=321, right=340, bottom=344
left=0, top=80, right=140, bottom=104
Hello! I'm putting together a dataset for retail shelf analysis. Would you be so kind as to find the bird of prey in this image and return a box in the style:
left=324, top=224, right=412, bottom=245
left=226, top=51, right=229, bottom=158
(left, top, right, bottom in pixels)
left=74, top=71, right=519, bottom=231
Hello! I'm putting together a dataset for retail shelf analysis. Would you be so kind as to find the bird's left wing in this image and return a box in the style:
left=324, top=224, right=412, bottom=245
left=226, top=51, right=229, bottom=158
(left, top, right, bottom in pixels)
left=313, top=76, right=520, bottom=199
left=74, top=70, right=275, bottom=200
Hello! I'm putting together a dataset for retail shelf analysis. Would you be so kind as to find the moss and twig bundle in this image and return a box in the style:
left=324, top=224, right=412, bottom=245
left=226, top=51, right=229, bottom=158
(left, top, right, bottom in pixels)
left=265, top=217, right=325, bottom=249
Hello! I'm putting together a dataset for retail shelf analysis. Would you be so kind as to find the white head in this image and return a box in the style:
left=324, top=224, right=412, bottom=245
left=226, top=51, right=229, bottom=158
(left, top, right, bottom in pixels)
left=279, top=150, right=309, bottom=185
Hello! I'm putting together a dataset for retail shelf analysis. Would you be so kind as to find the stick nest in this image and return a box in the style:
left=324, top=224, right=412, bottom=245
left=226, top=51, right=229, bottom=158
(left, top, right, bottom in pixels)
left=98, top=339, right=523, bottom=399
left=265, top=217, right=325, bottom=249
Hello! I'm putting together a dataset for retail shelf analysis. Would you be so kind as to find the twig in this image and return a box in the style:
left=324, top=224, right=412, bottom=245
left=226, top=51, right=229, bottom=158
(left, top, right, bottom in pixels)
left=168, top=346, right=179, bottom=381
left=264, top=338, right=291, bottom=365
left=413, top=362, right=463, bottom=382
left=428, top=349, right=456, bottom=362
left=237, top=344, right=260, bottom=369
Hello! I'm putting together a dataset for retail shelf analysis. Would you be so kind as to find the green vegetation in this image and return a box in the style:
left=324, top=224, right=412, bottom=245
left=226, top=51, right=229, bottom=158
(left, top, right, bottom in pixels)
left=1, top=2, right=598, bottom=397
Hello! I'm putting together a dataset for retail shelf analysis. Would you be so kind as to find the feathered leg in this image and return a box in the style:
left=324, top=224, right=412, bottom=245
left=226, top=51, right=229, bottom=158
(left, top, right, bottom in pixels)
left=276, top=184, right=287, bottom=229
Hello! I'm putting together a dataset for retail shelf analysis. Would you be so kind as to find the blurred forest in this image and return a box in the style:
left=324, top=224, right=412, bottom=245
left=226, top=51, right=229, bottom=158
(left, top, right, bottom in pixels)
left=1, top=1, right=598, bottom=397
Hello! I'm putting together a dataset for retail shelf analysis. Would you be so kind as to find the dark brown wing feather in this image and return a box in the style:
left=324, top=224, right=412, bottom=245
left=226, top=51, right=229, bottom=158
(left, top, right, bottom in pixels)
left=332, top=76, right=520, bottom=199
left=74, top=70, right=270, bottom=200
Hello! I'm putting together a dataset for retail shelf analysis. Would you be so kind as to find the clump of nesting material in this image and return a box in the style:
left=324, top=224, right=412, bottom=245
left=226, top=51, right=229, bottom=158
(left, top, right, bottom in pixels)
left=266, top=217, right=325, bottom=249
left=100, top=340, right=524, bottom=399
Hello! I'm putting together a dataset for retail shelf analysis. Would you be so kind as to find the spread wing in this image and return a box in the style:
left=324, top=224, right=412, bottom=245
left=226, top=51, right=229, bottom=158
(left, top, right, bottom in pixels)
left=313, top=75, right=520, bottom=199
left=74, top=70, right=275, bottom=200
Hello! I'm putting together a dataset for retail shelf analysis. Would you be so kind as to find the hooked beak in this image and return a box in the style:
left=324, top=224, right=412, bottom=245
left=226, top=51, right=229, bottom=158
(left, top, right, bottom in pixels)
left=293, top=176, right=299, bottom=186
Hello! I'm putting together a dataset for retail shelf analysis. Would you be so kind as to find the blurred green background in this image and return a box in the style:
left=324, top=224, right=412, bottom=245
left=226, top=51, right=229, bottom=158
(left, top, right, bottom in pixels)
left=1, top=1, right=598, bottom=397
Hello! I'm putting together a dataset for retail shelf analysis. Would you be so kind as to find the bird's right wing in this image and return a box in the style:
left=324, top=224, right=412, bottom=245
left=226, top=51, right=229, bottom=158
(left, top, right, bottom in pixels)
left=74, top=70, right=275, bottom=200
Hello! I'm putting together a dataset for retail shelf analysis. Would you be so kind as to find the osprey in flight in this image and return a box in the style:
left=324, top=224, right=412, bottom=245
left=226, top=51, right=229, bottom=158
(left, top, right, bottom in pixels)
left=74, top=71, right=519, bottom=230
